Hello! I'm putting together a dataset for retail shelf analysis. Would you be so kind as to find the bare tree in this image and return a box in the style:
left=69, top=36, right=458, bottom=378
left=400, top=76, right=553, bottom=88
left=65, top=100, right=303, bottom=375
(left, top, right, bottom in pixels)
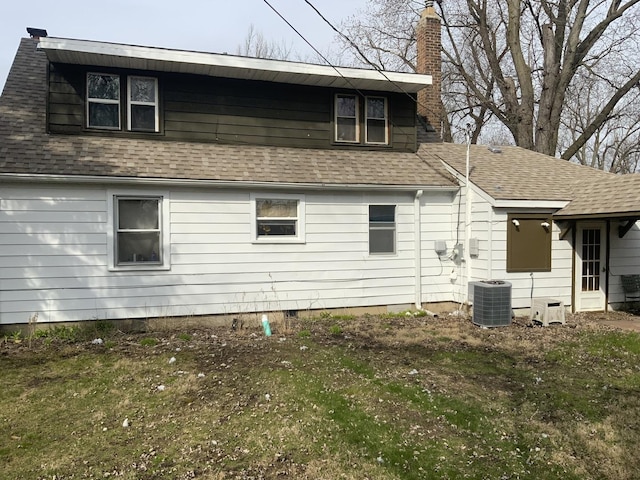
left=339, top=0, right=640, bottom=169
left=236, top=24, right=295, bottom=60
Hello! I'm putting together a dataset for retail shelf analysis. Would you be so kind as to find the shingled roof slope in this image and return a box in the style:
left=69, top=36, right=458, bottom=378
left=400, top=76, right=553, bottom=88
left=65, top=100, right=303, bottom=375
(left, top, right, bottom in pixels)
left=0, top=38, right=456, bottom=190
left=418, top=143, right=613, bottom=202
left=554, top=173, right=640, bottom=219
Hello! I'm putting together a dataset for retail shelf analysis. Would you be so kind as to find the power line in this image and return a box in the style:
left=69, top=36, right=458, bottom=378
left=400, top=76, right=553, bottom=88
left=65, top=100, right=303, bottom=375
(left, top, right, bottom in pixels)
left=302, top=0, right=433, bottom=112
left=262, top=0, right=436, bottom=148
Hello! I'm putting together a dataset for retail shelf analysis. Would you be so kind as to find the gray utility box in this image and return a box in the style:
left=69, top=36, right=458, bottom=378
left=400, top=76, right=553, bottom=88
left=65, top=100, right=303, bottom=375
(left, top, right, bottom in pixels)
left=469, top=280, right=512, bottom=327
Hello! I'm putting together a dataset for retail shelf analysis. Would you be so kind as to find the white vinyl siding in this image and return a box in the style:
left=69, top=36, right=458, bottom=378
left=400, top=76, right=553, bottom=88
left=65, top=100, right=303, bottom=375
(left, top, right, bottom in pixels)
left=1, top=186, right=446, bottom=324
left=455, top=184, right=574, bottom=310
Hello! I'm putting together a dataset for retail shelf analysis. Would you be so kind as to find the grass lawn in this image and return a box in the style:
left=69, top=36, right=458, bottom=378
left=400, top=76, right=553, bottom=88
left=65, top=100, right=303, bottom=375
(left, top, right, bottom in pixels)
left=2, top=311, right=640, bottom=479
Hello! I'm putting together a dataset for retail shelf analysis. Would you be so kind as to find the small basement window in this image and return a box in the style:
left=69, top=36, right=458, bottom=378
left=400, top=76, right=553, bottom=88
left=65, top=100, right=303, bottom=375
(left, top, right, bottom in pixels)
left=507, top=214, right=552, bottom=272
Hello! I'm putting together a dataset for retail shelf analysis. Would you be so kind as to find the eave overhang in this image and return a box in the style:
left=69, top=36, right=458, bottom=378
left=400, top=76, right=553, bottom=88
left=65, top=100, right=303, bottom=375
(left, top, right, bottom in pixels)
left=37, top=37, right=432, bottom=93
left=0, top=173, right=457, bottom=193
left=552, top=211, right=640, bottom=221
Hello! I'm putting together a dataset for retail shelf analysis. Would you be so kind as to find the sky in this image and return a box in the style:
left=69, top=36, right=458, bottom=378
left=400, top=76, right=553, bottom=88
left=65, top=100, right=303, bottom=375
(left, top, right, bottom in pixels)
left=0, top=0, right=369, bottom=93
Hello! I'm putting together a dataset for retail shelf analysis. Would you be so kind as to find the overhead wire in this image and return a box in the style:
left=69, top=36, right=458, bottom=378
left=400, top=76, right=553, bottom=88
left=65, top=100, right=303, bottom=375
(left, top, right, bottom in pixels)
left=301, top=0, right=430, bottom=110
left=263, top=0, right=433, bottom=113
left=261, top=0, right=437, bottom=151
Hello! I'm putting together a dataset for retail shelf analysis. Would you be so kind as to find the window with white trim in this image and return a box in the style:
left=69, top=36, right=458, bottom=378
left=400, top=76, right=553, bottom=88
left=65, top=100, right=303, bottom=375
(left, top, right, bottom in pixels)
left=335, top=94, right=359, bottom=142
left=87, top=73, right=121, bottom=129
left=107, top=191, right=171, bottom=270
left=365, top=96, right=388, bottom=144
left=251, top=193, right=305, bottom=243
left=128, top=76, right=159, bottom=131
left=87, top=73, right=159, bottom=132
left=369, top=205, right=396, bottom=254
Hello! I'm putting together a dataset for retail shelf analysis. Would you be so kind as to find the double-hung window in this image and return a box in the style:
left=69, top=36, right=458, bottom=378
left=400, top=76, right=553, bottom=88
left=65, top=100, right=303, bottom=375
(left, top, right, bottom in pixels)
left=87, top=73, right=159, bottom=132
left=251, top=193, right=306, bottom=243
left=334, top=94, right=389, bottom=145
left=107, top=191, right=170, bottom=270
left=365, top=96, right=388, bottom=144
left=115, top=197, right=162, bottom=265
left=87, top=73, right=121, bottom=129
left=369, top=205, right=396, bottom=254
left=128, top=76, right=159, bottom=131
left=335, top=94, right=359, bottom=142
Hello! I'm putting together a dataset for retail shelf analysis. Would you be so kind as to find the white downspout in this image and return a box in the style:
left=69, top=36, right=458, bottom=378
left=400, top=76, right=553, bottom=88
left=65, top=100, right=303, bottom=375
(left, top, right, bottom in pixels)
left=414, top=189, right=424, bottom=309
left=465, top=126, right=472, bottom=303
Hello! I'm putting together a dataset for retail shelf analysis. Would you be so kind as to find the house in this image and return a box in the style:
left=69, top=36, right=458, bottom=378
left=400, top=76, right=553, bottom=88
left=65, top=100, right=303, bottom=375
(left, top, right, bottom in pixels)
left=1, top=6, right=640, bottom=328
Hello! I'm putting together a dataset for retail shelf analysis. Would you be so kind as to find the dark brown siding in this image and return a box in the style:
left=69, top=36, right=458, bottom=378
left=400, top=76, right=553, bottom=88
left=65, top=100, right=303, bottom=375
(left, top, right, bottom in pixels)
left=47, top=64, right=417, bottom=152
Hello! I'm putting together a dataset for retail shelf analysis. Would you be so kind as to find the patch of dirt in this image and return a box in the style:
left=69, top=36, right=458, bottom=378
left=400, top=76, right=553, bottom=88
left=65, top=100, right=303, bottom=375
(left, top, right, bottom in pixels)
left=3, top=310, right=637, bottom=364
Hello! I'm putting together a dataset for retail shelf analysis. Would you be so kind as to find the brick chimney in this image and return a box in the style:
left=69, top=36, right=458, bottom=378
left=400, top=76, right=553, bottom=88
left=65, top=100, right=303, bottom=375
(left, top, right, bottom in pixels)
left=416, top=2, right=442, bottom=140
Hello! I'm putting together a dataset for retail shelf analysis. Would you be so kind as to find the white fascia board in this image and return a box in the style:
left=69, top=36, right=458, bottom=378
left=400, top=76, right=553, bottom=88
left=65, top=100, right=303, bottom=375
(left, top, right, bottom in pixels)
left=493, top=200, right=569, bottom=209
left=38, top=37, right=432, bottom=93
left=0, top=173, right=457, bottom=193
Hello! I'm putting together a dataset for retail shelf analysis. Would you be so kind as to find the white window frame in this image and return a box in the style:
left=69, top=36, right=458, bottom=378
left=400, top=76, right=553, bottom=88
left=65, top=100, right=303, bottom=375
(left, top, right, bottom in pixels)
left=107, top=189, right=171, bottom=271
left=334, top=94, right=360, bottom=143
left=368, top=204, right=396, bottom=255
left=365, top=96, right=389, bottom=145
left=250, top=193, right=306, bottom=244
left=87, top=72, right=121, bottom=130
left=127, top=76, right=159, bottom=132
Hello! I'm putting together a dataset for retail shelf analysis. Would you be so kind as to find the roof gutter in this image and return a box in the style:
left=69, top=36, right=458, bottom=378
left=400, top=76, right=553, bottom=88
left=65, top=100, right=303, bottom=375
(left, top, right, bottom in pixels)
left=0, top=173, right=458, bottom=193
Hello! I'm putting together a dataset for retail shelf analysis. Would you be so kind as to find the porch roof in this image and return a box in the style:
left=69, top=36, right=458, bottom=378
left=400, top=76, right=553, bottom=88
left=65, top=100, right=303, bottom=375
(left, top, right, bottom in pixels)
left=419, top=143, right=640, bottom=220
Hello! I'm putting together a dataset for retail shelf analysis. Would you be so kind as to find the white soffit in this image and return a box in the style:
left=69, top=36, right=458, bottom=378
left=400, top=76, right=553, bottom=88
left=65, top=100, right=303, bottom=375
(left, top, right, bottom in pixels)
left=38, top=37, right=432, bottom=93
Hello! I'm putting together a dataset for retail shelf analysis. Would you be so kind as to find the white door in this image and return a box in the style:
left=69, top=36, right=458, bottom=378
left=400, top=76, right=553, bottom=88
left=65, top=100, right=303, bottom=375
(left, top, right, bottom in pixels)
left=575, top=223, right=606, bottom=311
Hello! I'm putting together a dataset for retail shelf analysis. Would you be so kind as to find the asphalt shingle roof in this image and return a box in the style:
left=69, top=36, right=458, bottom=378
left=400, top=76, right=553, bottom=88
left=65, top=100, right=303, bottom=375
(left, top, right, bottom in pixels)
left=3, top=37, right=639, bottom=220
left=418, top=143, right=612, bottom=202
left=418, top=143, right=640, bottom=219
left=0, top=38, right=456, bottom=190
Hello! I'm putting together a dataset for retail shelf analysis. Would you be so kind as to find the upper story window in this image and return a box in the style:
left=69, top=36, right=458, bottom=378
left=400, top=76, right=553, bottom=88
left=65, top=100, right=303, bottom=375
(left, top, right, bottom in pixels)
left=128, top=76, right=159, bottom=131
left=87, top=73, right=121, bottom=129
left=87, top=73, right=159, bottom=132
left=365, top=97, right=388, bottom=144
left=335, top=94, right=359, bottom=142
left=334, top=94, right=388, bottom=145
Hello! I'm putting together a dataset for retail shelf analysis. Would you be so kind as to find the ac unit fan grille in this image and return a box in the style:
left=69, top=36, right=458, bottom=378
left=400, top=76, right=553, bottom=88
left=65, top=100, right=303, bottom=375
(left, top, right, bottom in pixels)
left=470, top=281, right=512, bottom=327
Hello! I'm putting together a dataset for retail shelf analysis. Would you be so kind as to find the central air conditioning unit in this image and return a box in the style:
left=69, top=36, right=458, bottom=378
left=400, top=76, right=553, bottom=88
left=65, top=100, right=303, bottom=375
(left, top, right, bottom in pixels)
left=469, top=280, right=512, bottom=327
